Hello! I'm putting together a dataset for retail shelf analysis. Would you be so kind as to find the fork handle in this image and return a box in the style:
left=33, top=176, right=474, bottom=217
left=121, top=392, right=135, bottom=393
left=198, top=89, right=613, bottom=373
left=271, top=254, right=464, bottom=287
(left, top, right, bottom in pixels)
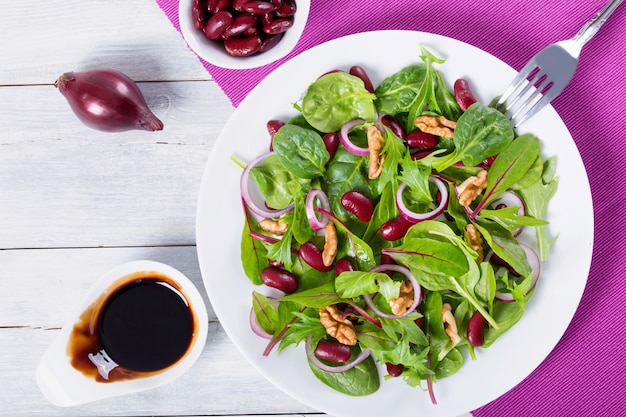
left=573, top=0, right=623, bottom=46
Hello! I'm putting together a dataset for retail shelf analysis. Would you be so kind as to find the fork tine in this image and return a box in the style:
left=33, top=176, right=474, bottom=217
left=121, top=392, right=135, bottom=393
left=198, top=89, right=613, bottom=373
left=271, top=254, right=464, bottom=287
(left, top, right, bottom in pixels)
left=507, top=69, right=544, bottom=110
left=496, top=62, right=539, bottom=107
left=510, top=71, right=549, bottom=118
left=513, top=81, right=559, bottom=127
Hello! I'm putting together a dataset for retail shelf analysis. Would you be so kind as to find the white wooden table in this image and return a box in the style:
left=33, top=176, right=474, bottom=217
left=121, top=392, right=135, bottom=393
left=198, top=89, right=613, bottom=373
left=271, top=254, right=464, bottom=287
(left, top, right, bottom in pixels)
left=0, top=2, right=472, bottom=416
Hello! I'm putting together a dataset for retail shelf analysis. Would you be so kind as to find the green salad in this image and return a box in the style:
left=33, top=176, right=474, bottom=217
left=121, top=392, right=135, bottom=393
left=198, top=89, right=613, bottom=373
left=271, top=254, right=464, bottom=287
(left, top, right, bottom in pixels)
left=236, top=47, right=558, bottom=403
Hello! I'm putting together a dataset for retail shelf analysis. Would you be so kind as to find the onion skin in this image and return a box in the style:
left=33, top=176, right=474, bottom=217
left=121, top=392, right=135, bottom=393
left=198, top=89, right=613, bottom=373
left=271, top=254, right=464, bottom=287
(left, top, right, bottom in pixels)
left=54, top=69, right=164, bottom=132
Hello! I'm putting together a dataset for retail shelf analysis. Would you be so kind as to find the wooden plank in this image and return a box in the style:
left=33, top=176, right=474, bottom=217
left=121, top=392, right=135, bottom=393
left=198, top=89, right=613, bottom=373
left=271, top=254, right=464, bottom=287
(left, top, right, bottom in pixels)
left=0, top=246, right=320, bottom=415
left=0, top=1, right=210, bottom=85
left=0, top=80, right=233, bottom=249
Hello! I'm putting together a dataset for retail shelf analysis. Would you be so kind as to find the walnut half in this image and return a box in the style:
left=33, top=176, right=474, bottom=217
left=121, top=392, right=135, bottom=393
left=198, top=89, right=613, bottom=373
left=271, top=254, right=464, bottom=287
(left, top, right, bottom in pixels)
left=464, top=223, right=484, bottom=262
left=414, top=115, right=457, bottom=139
left=389, top=281, right=415, bottom=315
left=457, top=169, right=488, bottom=206
left=319, top=305, right=357, bottom=346
left=442, top=303, right=461, bottom=345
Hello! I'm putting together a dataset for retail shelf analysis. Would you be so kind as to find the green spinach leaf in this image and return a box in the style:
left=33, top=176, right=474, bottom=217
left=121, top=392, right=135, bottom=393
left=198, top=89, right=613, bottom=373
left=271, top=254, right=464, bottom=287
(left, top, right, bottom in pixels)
left=272, top=124, right=329, bottom=180
left=301, top=71, right=377, bottom=132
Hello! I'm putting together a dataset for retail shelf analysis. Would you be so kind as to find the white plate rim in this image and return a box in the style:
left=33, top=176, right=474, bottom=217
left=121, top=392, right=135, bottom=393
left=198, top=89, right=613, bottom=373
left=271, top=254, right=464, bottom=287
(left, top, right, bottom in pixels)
left=196, top=30, right=594, bottom=417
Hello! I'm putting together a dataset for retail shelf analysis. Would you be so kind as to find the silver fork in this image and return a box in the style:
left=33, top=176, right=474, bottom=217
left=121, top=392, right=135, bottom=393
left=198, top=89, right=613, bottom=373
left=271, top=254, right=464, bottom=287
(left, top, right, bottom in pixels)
left=497, top=0, right=623, bottom=127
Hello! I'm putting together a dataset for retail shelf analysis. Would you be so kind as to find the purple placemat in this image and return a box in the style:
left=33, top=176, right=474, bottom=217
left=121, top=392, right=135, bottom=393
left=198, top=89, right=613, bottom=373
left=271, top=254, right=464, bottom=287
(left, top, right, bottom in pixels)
left=157, top=0, right=626, bottom=415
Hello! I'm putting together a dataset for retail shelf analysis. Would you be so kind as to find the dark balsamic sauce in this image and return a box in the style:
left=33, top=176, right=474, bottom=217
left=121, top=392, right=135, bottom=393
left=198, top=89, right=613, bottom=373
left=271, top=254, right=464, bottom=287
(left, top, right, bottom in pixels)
left=66, top=271, right=197, bottom=383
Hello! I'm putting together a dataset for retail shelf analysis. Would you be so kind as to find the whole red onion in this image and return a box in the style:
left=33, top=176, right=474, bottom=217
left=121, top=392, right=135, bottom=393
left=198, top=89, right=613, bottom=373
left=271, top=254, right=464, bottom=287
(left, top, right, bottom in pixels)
left=54, top=69, right=164, bottom=132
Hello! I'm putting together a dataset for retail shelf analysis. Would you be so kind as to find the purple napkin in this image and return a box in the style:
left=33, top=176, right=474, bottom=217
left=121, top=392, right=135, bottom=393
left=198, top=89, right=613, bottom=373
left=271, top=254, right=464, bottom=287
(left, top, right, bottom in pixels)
left=157, top=0, right=626, bottom=415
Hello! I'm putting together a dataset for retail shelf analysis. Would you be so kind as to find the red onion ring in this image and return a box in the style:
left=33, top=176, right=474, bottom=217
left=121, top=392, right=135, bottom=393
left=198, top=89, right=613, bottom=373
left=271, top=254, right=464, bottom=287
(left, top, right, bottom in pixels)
left=240, top=152, right=294, bottom=219
left=362, top=264, right=421, bottom=319
left=249, top=307, right=272, bottom=339
left=339, top=119, right=369, bottom=156
left=305, top=189, right=331, bottom=231
left=494, top=243, right=541, bottom=302
left=305, top=335, right=372, bottom=373
left=396, top=176, right=448, bottom=223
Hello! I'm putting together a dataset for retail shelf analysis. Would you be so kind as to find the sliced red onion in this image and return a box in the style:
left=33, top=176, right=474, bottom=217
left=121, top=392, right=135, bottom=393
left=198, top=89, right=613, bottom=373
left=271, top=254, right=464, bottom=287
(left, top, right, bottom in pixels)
left=305, top=335, right=372, bottom=373
left=396, top=176, right=448, bottom=223
left=494, top=243, right=541, bottom=302
left=489, top=191, right=526, bottom=236
left=339, top=118, right=369, bottom=156
left=240, top=152, right=294, bottom=219
left=362, top=264, right=421, bottom=319
left=305, top=189, right=330, bottom=231
left=250, top=307, right=272, bottom=339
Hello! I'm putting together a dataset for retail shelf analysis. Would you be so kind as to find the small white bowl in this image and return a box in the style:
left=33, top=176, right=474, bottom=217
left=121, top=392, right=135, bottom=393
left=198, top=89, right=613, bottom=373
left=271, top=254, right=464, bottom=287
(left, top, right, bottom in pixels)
left=36, top=260, right=208, bottom=406
left=179, top=0, right=310, bottom=69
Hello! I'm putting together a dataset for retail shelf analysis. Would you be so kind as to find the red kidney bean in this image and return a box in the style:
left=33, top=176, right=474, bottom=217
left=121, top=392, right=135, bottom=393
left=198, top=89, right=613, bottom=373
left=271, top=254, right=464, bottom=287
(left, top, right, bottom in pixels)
left=380, top=253, right=397, bottom=265
left=454, top=78, right=478, bottom=112
left=243, top=0, right=275, bottom=14
left=275, top=0, right=297, bottom=17
left=267, top=259, right=284, bottom=267
left=410, top=149, right=434, bottom=161
left=385, top=362, right=404, bottom=377
left=192, top=0, right=206, bottom=30
left=299, top=242, right=333, bottom=272
left=467, top=310, right=488, bottom=347
left=322, top=132, right=339, bottom=164
left=341, top=191, right=374, bottom=223
left=224, top=35, right=262, bottom=56
left=380, top=114, right=406, bottom=139
left=335, top=258, right=356, bottom=275
left=349, top=65, right=375, bottom=93
left=482, top=155, right=498, bottom=167
left=490, top=252, right=521, bottom=277
left=261, top=266, right=298, bottom=293
left=259, top=12, right=273, bottom=26
left=406, top=130, right=438, bottom=148
left=231, top=0, right=249, bottom=12
left=314, top=340, right=352, bottom=363
left=380, top=216, right=413, bottom=241
left=222, top=13, right=258, bottom=38
left=207, top=0, right=231, bottom=13
left=263, top=17, right=293, bottom=35
left=266, top=119, right=285, bottom=139
left=204, top=11, right=233, bottom=40
left=259, top=33, right=283, bottom=52
left=270, top=0, right=282, bottom=7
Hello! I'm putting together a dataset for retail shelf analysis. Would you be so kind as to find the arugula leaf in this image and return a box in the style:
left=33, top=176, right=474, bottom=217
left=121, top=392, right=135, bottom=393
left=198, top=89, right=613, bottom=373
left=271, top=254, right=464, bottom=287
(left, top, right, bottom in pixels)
left=263, top=221, right=295, bottom=269
left=399, top=151, right=433, bottom=204
left=479, top=206, right=548, bottom=232
left=279, top=282, right=342, bottom=308
left=376, top=125, right=407, bottom=194
left=519, top=157, right=559, bottom=261
left=474, top=218, right=531, bottom=277
left=280, top=308, right=326, bottom=351
left=335, top=271, right=401, bottom=300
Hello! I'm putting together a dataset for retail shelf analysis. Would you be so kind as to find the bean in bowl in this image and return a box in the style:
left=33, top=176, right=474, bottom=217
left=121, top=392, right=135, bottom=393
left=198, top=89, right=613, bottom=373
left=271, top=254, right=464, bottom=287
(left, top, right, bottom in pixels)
left=192, top=0, right=297, bottom=57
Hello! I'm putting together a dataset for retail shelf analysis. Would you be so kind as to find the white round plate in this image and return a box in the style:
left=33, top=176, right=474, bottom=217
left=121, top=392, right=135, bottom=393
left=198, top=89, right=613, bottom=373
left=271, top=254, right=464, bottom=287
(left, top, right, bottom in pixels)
left=196, top=30, right=593, bottom=417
